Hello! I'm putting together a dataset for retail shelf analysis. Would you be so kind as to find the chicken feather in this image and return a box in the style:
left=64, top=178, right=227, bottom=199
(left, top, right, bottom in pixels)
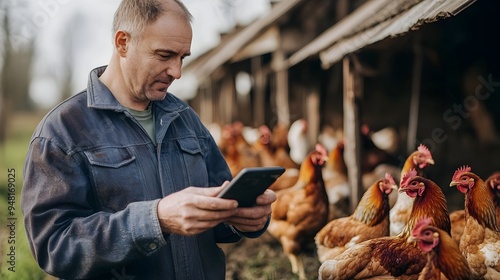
left=319, top=169, right=450, bottom=280
left=450, top=166, right=500, bottom=279
left=316, top=173, right=397, bottom=262
left=268, top=143, right=329, bottom=280
left=390, top=144, right=434, bottom=236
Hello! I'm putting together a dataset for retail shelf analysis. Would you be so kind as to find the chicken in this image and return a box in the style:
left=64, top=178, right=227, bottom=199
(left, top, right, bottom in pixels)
left=450, top=171, right=500, bottom=246
left=318, top=125, right=340, bottom=152
left=449, top=209, right=466, bottom=245
left=449, top=166, right=500, bottom=279
left=369, top=126, right=399, bottom=154
left=219, top=122, right=261, bottom=176
left=361, top=163, right=401, bottom=207
left=252, top=124, right=299, bottom=191
left=315, top=173, right=397, bottom=262
left=267, top=143, right=329, bottom=280
left=390, top=144, right=435, bottom=236
left=251, top=125, right=275, bottom=167
left=486, top=171, right=500, bottom=225
left=408, top=217, right=473, bottom=280
left=269, top=122, right=300, bottom=169
left=318, top=168, right=450, bottom=280
left=288, top=119, right=310, bottom=166
left=322, top=141, right=350, bottom=220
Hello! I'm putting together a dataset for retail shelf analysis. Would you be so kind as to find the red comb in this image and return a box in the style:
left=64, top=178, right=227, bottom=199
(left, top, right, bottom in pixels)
left=315, top=143, right=328, bottom=158
left=452, top=165, right=471, bottom=181
left=400, top=168, right=418, bottom=188
left=385, top=173, right=395, bottom=186
left=417, top=144, right=431, bottom=158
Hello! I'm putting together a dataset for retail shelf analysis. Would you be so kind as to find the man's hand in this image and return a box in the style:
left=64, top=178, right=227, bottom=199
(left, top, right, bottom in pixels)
left=156, top=185, right=238, bottom=236
left=225, top=189, right=276, bottom=233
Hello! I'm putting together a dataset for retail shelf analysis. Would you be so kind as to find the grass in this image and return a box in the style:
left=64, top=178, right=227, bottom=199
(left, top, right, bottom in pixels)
left=0, top=111, right=54, bottom=280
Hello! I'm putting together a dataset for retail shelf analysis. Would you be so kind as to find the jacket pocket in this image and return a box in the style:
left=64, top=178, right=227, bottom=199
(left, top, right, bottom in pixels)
left=171, top=137, right=208, bottom=189
left=84, top=147, right=146, bottom=212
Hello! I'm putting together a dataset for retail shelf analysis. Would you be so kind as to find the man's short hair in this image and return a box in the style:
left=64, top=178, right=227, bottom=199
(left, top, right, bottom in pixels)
left=112, top=0, right=193, bottom=40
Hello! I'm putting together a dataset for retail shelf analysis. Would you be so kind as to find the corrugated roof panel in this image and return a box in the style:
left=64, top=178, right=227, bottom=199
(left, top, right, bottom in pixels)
left=287, top=0, right=475, bottom=69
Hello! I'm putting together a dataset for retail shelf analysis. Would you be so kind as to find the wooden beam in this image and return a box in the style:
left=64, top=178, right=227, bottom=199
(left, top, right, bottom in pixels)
left=407, top=33, right=422, bottom=153
left=343, top=55, right=363, bottom=213
left=252, top=56, right=265, bottom=127
left=273, top=49, right=290, bottom=126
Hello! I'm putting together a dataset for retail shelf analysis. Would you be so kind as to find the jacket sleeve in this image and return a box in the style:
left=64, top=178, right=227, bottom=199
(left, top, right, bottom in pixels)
left=21, top=137, right=167, bottom=279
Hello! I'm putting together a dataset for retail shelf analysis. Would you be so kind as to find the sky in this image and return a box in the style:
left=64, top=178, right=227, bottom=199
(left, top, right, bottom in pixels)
left=23, top=0, right=271, bottom=109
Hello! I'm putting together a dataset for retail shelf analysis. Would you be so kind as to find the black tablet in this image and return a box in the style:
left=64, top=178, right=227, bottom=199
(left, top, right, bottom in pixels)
left=217, top=166, right=286, bottom=207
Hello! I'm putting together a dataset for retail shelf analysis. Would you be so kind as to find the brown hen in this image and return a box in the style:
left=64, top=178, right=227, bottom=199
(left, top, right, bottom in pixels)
left=450, top=171, right=500, bottom=246
left=219, top=122, right=261, bottom=177
left=267, top=143, right=329, bottom=280
left=450, top=166, right=500, bottom=279
left=322, top=141, right=350, bottom=220
left=390, top=144, right=435, bottom=236
left=315, top=173, right=397, bottom=262
left=319, top=168, right=450, bottom=280
left=409, top=217, right=473, bottom=280
left=252, top=124, right=299, bottom=191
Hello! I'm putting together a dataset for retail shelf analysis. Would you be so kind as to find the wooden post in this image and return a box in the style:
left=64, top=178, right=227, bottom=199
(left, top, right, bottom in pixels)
left=343, top=55, right=363, bottom=213
left=221, top=74, right=234, bottom=124
left=407, top=34, right=423, bottom=154
left=252, top=56, right=265, bottom=127
left=199, top=81, right=213, bottom=124
left=306, top=86, right=320, bottom=148
left=273, top=49, right=290, bottom=126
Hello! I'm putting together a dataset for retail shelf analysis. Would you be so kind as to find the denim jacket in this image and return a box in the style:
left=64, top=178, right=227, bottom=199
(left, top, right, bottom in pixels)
left=22, top=66, right=260, bottom=279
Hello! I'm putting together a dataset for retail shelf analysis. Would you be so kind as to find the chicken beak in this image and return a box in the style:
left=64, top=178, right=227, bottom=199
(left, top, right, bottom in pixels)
left=426, top=158, right=435, bottom=165
left=407, top=235, right=418, bottom=243
left=449, top=181, right=458, bottom=187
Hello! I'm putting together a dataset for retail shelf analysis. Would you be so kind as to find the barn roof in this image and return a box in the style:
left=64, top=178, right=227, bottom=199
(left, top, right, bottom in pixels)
left=174, top=0, right=476, bottom=99
left=286, top=0, right=476, bottom=69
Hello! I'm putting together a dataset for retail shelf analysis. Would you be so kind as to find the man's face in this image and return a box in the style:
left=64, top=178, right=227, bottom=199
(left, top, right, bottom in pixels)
left=122, top=12, right=192, bottom=107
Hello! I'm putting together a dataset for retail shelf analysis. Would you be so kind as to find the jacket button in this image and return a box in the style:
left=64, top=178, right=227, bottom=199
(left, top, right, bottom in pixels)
left=149, top=243, right=157, bottom=250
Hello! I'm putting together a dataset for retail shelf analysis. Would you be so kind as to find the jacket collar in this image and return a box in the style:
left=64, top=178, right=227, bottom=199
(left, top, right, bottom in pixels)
left=87, top=66, right=188, bottom=113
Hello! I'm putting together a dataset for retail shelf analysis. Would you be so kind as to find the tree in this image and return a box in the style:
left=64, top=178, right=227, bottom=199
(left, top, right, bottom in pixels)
left=0, top=1, right=35, bottom=144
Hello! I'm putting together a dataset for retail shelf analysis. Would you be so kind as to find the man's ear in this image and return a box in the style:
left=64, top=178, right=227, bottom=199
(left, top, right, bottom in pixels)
left=114, top=30, right=130, bottom=57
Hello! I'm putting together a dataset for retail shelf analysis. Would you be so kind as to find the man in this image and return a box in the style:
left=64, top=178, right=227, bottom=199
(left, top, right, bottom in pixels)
left=21, top=0, right=276, bottom=279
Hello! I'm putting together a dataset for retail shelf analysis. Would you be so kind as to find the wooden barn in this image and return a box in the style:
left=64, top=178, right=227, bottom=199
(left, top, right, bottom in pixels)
left=176, top=0, right=499, bottom=209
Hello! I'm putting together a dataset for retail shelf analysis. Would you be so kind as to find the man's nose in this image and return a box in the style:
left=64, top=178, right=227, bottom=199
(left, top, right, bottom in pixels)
left=165, top=59, right=182, bottom=79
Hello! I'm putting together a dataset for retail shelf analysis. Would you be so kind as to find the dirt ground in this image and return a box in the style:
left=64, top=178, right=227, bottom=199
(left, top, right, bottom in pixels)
left=221, top=231, right=321, bottom=280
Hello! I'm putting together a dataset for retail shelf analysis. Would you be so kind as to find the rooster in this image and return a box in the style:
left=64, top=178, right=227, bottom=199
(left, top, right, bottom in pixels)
left=315, top=173, right=397, bottom=262
left=267, top=143, right=329, bottom=280
left=408, top=217, right=472, bottom=280
left=390, top=144, right=435, bottom=236
left=449, top=166, right=500, bottom=279
left=318, top=168, right=450, bottom=280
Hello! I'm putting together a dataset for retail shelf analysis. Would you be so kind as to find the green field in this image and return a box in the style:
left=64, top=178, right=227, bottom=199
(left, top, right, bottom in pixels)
left=0, top=112, right=55, bottom=280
